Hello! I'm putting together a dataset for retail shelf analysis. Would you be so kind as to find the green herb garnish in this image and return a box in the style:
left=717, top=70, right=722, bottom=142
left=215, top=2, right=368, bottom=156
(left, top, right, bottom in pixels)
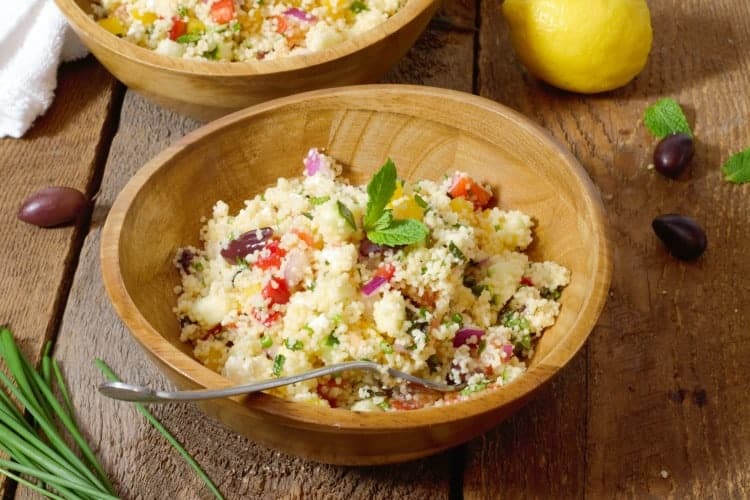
left=0, top=328, right=116, bottom=499
left=310, top=195, right=330, bottom=205
left=302, top=212, right=313, bottom=220
left=337, top=200, right=357, bottom=230
left=176, top=5, right=188, bottom=16
left=413, top=194, right=428, bottom=209
left=722, top=147, right=750, bottom=184
left=95, top=359, right=224, bottom=499
left=260, top=335, right=273, bottom=348
left=231, top=21, right=241, bottom=32
left=448, top=241, right=465, bottom=261
left=363, top=159, right=429, bottom=246
left=644, top=98, right=692, bottom=139
left=380, top=341, right=393, bottom=354
left=285, top=338, right=303, bottom=351
left=176, top=33, right=202, bottom=44
left=202, top=47, right=219, bottom=60
left=349, top=0, right=368, bottom=12
left=272, top=354, right=285, bottom=376
left=324, top=333, right=340, bottom=347
left=460, top=382, right=488, bottom=396
left=451, top=312, right=463, bottom=324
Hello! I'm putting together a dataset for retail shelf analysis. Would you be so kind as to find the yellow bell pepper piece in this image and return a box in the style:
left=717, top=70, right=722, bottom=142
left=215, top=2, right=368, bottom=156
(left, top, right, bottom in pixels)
left=187, top=18, right=206, bottom=34
left=97, top=17, right=126, bottom=36
left=449, top=197, right=474, bottom=216
left=392, top=196, right=424, bottom=221
left=132, top=9, right=157, bottom=25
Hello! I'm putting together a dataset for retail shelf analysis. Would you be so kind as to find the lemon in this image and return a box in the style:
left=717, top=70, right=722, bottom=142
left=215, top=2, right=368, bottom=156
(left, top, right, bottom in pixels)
left=502, top=0, right=653, bottom=93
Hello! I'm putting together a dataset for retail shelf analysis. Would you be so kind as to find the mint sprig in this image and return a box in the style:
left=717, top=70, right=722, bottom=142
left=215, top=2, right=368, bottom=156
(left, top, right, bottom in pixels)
left=722, top=148, right=750, bottom=184
left=644, top=98, right=693, bottom=139
left=363, top=160, right=429, bottom=246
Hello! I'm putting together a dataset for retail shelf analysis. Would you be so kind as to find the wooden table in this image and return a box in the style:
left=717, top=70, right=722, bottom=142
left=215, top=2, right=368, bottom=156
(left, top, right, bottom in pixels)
left=1, top=0, right=749, bottom=497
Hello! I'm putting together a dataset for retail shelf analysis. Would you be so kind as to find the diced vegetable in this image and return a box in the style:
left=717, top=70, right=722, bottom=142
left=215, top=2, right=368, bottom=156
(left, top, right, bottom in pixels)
left=262, top=277, right=290, bottom=305
left=98, top=17, right=127, bottom=36
left=187, top=18, right=206, bottom=34
left=448, top=173, right=492, bottom=209
left=284, top=7, right=316, bottom=22
left=274, top=15, right=288, bottom=34
left=255, top=239, right=286, bottom=270
left=361, top=276, right=387, bottom=296
left=453, top=327, right=485, bottom=348
left=169, top=17, right=187, bottom=40
left=374, top=264, right=395, bottom=280
left=210, top=0, right=235, bottom=24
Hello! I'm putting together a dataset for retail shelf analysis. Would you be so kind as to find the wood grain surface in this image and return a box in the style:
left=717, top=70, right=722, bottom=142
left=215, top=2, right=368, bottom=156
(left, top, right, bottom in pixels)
left=5, top=0, right=750, bottom=497
left=0, top=58, right=120, bottom=498
left=38, top=9, right=475, bottom=499
left=464, top=0, right=750, bottom=498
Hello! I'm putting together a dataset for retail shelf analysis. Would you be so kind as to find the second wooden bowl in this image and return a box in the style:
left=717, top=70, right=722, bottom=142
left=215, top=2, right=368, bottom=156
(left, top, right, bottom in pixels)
left=100, top=85, right=612, bottom=465
left=54, top=0, right=439, bottom=120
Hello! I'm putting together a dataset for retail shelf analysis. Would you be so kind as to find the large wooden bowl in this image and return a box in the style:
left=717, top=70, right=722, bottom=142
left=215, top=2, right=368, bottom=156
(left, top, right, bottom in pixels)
left=101, top=85, right=611, bottom=465
left=55, top=0, right=438, bottom=120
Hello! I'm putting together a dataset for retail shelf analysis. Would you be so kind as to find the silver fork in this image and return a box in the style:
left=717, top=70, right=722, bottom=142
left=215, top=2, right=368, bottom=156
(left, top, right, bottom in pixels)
left=98, top=360, right=466, bottom=403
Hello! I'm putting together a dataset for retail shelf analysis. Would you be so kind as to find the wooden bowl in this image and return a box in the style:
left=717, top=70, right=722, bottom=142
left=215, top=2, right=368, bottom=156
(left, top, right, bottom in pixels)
left=54, top=0, right=439, bottom=120
left=101, top=85, right=612, bottom=465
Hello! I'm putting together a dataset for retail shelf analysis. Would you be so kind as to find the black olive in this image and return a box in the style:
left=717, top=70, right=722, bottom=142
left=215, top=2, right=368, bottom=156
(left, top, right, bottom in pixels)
left=652, top=214, right=707, bottom=260
left=17, top=186, right=87, bottom=227
left=654, top=133, right=694, bottom=179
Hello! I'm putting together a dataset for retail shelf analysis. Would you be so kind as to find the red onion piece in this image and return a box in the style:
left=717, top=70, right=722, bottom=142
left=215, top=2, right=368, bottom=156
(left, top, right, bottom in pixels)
left=284, top=7, right=316, bottom=21
left=304, top=148, right=331, bottom=177
left=283, top=249, right=308, bottom=287
left=361, top=275, right=387, bottom=296
left=501, top=343, right=514, bottom=359
left=453, top=327, right=485, bottom=348
left=221, top=227, right=273, bottom=263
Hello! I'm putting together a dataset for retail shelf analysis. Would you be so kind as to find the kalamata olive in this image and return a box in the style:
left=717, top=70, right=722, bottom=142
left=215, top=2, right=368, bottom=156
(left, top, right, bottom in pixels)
left=653, top=133, right=694, bottom=179
left=220, top=227, right=273, bottom=263
left=178, top=248, right=195, bottom=272
left=359, top=238, right=386, bottom=258
left=652, top=214, right=707, bottom=260
left=17, top=186, right=87, bottom=228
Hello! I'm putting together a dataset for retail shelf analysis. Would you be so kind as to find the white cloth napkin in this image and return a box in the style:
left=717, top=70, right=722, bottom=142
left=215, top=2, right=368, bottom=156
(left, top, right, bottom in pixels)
left=0, top=0, right=89, bottom=138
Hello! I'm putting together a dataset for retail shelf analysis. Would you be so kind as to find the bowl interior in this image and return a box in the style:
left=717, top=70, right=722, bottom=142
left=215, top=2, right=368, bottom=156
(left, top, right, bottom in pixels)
left=107, top=86, right=609, bottom=423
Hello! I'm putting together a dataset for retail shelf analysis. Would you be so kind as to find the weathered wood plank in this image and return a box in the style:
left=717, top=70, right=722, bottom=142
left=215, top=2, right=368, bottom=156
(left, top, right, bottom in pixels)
left=466, top=0, right=750, bottom=497
left=47, top=9, right=475, bottom=498
left=0, top=57, right=119, bottom=498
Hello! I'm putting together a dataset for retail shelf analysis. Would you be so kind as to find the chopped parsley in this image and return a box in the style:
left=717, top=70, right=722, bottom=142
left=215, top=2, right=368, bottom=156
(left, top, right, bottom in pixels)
left=413, top=194, right=429, bottom=209
left=324, top=333, right=340, bottom=347
left=285, top=338, right=304, bottom=351
left=176, top=33, right=202, bottom=44
left=460, top=382, right=488, bottom=396
left=380, top=341, right=394, bottom=354
left=349, top=0, right=368, bottom=13
left=272, top=354, right=285, bottom=376
left=310, top=195, right=330, bottom=205
left=449, top=242, right=466, bottom=261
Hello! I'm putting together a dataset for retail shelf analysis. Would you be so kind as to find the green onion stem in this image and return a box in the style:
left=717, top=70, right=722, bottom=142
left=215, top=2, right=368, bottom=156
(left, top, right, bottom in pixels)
left=0, top=467, right=66, bottom=500
left=0, top=459, right=119, bottom=500
left=52, top=359, right=76, bottom=421
left=94, top=359, right=225, bottom=500
left=0, top=369, right=104, bottom=491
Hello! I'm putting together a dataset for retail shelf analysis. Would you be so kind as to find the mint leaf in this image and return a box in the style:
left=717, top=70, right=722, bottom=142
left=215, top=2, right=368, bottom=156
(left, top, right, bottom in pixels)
left=367, top=219, right=428, bottom=246
left=373, top=210, right=393, bottom=231
left=337, top=200, right=356, bottom=230
left=722, top=148, right=750, bottom=184
left=349, top=0, right=368, bottom=12
left=364, top=159, right=397, bottom=229
left=414, top=194, right=428, bottom=209
left=644, top=98, right=692, bottom=139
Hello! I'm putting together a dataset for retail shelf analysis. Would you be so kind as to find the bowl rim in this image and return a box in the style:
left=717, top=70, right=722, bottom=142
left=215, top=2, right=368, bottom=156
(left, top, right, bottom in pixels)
left=100, top=84, right=612, bottom=431
left=55, top=0, right=438, bottom=76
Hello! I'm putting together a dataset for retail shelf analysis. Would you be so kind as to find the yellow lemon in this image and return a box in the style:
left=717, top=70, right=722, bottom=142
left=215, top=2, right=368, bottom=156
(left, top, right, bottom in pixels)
left=502, top=0, right=653, bottom=93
